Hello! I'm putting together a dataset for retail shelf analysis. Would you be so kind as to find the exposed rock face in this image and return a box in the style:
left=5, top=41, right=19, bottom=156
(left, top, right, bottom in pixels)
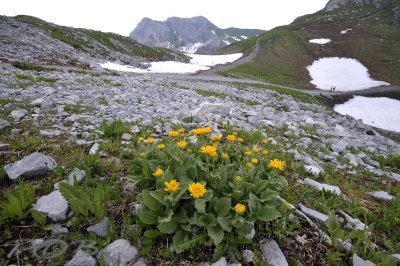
left=129, top=16, right=264, bottom=53
left=324, top=0, right=398, bottom=11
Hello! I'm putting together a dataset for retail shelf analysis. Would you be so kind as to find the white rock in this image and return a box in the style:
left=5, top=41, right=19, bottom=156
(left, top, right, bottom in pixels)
left=304, top=165, right=323, bottom=176
left=97, top=239, right=138, bottom=266
left=10, top=109, right=27, bottom=121
left=33, top=190, right=68, bottom=222
left=260, top=239, right=288, bottom=266
left=304, top=178, right=341, bottom=195
left=89, top=143, right=100, bottom=155
left=194, top=102, right=230, bottom=116
left=352, top=253, right=375, bottom=266
left=367, top=191, right=394, bottom=202
left=299, top=203, right=329, bottom=223
left=242, top=250, right=254, bottom=264
left=66, top=250, right=97, bottom=266
left=211, top=257, right=227, bottom=266
left=87, top=217, right=109, bottom=238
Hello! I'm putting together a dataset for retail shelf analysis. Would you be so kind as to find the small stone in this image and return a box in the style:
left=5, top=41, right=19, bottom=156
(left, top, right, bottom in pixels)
left=331, top=140, right=348, bottom=154
left=334, top=124, right=351, bottom=137
left=0, top=143, right=10, bottom=150
left=243, top=110, right=257, bottom=117
left=66, top=250, right=98, bottom=266
left=11, top=128, right=22, bottom=135
left=132, top=257, right=147, bottom=266
left=389, top=172, right=400, bottom=182
left=194, top=102, right=230, bottom=116
left=391, top=254, right=400, bottom=263
left=304, top=117, right=314, bottom=125
left=211, top=257, right=227, bottom=266
left=299, top=203, right=329, bottom=223
left=141, top=120, right=152, bottom=127
left=0, top=118, right=10, bottom=129
left=303, top=165, right=322, bottom=176
left=352, top=253, right=375, bottom=266
left=87, top=217, right=109, bottom=238
left=10, top=109, right=27, bottom=121
left=242, top=250, right=254, bottom=264
left=303, top=178, right=341, bottom=195
left=51, top=223, right=69, bottom=237
left=89, top=143, right=100, bottom=155
left=260, top=239, right=288, bottom=266
left=367, top=191, right=394, bottom=202
left=33, top=190, right=68, bottom=222
left=67, top=168, right=86, bottom=185
left=121, top=133, right=132, bottom=141
left=40, top=130, right=61, bottom=137
left=97, top=239, right=138, bottom=266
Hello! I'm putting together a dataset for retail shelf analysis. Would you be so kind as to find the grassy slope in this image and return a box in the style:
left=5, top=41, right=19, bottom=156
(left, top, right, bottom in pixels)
left=220, top=5, right=400, bottom=90
left=13, top=15, right=184, bottom=61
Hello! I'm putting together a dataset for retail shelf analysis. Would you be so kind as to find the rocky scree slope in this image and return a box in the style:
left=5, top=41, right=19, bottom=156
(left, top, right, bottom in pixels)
left=129, top=16, right=265, bottom=54
left=0, top=15, right=188, bottom=68
left=219, top=0, right=400, bottom=89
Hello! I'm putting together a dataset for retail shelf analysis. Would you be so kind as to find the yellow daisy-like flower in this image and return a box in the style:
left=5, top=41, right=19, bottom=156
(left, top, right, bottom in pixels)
left=176, top=140, right=187, bottom=149
left=269, top=159, right=286, bottom=170
left=147, top=137, right=155, bottom=144
left=262, top=138, right=269, bottom=144
left=251, top=158, right=259, bottom=165
left=234, top=203, right=246, bottom=214
left=188, top=182, right=206, bottom=198
left=244, top=150, right=252, bottom=156
left=200, top=145, right=218, bottom=158
left=178, top=128, right=185, bottom=134
left=211, top=135, right=222, bottom=141
left=262, top=149, right=269, bottom=156
left=138, top=137, right=144, bottom=142
left=157, top=143, right=165, bottom=150
left=253, top=147, right=259, bottom=153
left=164, top=180, right=180, bottom=193
left=282, top=200, right=291, bottom=208
left=221, top=152, right=229, bottom=159
left=153, top=168, right=164, bottom=177
left=192, top=127, right=212, bottom=135
left=235, top=175, right=242, bottom=183
left=138, top=152, right=146, bottom=158
left=238, top=138, right=244, bottom=143
left=227, top=134, right=236, bottom=142
left=246, top=162, right=253, bottom=168
left=168, top=131, right=179, bottom=137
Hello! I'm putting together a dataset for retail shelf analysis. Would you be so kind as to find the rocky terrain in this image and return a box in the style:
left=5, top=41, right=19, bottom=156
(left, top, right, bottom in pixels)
left=130, top=16, right=265, bottom=54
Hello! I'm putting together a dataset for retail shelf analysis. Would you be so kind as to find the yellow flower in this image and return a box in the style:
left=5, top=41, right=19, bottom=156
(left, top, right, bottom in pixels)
left=153, top=168, right=164, bottom=177
left=178, top=128, right=185, bottom=134
left=251, top=158, right=259, bottom=165
left=244, top=150, right=252, bottom=156
left=188, top=182, right=206, bottom=198
left=200, top=145, right=218, bottom=157
left=138, top=152, right=146, bottom=158
left=176, top=140, right=187, bottom=149
left=168, top=131, right=179, bottom=137
left=253, top=146, right=259, bottom=153
left=238, top=138, right=244, bottom=143
left=164, top=180, right=180, bottom=193
left=262, top=138, right=269, bottom=144
left=269, top=159, right=286, bottom=170
left=227, top=134, right=236, bottom=142
left=234, top=203, right=246, bottom=214
left=138, top=137, right=144, bottom=142
left=192, top=127, right=212, bottom=135
left=282, top=200, right=291, bottom=208
left=262, top=150, right=269, bottom=156
left=235, top=176, right=242, bottom=183
left=147, top=137, right=155, bottom=144
left=157, top=143, right=165, bottom=150
left=211, top=135, right=222, bottom=141
left=222, top=152, right=229, bottom=159
left=233, top=132, right=237, bottom=136
left=246, top=162, right=253, bottom=168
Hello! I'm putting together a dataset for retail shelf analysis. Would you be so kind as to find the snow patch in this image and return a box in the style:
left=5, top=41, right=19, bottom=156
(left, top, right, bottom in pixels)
left=211, top=30, right=216, bottom=35
left=100, top=61, right=209, bottom=74
left=232, top=36, right=240, bottom=41
left=341, top=28, right=352, bottom=34
left=180, top=43, right=205, bottom=54
left=334, top=96, right=400, bottom=132
left=241, top=35, right=248, bottom=39
left=309, top=38, right=331, bottom=44
left=187, top=53, right=243, bottom=66
left=223, top=40, right=231, bottom=45
left=306, top=57, right=389, bottom=91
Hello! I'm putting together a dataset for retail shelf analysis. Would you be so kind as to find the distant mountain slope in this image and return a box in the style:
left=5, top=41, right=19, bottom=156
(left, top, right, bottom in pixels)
left=219, top=0, right=400, bottom=89
left=129, top=16, right=265, bottom=54
left=0, top=15, right=187, bottom=68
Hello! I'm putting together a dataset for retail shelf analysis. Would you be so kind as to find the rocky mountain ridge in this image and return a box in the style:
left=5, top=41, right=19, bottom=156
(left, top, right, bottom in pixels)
left=129, top=16, right=265, bottom=53
left=323, top=0, right=399, bottom=11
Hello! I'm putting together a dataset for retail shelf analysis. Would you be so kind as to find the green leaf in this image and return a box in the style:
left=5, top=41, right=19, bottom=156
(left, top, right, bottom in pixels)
left=144, top=230, right=161, bottom=238
left=158, top=218, right=178, bottom=234
left=149, top=190, right=166, bottom=205
left=172, top=230, right=187, bottom=253
left=195, top=199, right=207, bottom=214
left=257, top=206, right=281, bottom=222
left=139, top=211, right=158, bottom=225
left=159, top=209, right=173, bottom=224
left=70, top=198, right=89, bottom=217
left=93, top=184, right=106, bottom=219
left=207, top=225, right=224, bottom=245
left=31, top=209, right=46, bottom=225
left=259, top=189, right=279, bottom=202
left=174, top=165, right=187, bottom=178
left=248, top=193, right=261, bottom=213
left=139, top=191, right=161, bottom=211
left=180, top=223, right=191, bottom=232
left=214, top=197, right=231, bottom=217
left=178, top=234, right=207, bottom=250
left=217, top=216, right=232, bottom=232
left=175, top=208, right=189, bottom=224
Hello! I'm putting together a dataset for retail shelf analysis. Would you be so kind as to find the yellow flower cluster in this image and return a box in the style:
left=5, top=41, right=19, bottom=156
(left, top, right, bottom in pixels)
left=235, top=176, right=242, bottom=183
left=262, top=150, right=269, bottom=156
left=234, top=203, right=246, bottom=214
left=157, top=143, right=165, bottom=150
left=211, top=135, right=222, bottom=141
left=188, top=182, right=207, bottom=198
left=138, top=137, right=144, bottom=142
left=168, top=130, right=179, bottom=137
left=192, top=127, right=212, bottom=135
left=147, top=137, right=155, bottom=144
left=200, top=145, right=218, bottom=157
left=176, top=140, right=187, bottom=149
left=153, top=168, right=164, bottom=177
left=226, top=134, right=236, bottom=142
left=269, top=159, right=285, bottom=170
left=221, top=152, right=229, bottom=159
left=244, top=150, right=252, bottom=156
left=164, top=180, right=180, bottom=193
left=253, top=146, right=259, bottom=153
left=251, top=158, right=259, bottom=165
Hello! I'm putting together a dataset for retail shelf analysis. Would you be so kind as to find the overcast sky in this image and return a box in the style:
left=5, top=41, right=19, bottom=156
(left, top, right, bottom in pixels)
left=1, top=0, right=329, bottom=36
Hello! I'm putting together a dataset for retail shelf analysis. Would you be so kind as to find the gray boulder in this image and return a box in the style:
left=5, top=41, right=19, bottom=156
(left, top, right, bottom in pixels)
left=331, top=140, right=348, bottom=154
left=66, top=250, right=98, bottom=266
left=0, top=118, right=10, bottom=129
left=10, top=109, right=27, bottom=121
left=367, top=191, right=394, bottom=202
left=87, top=217, right=109, bottom=238
left=33, top=190, right=68, bottom=222
left=4, top=152, right=57, bottom=181
left=303, top=178, right=341, bottom=195
left=352, top=253, right=376, bottom=266
left=97, top=239, right=138, bottom=266
left=299, top=203, right=329, bottom=223
left=67, top=168, right=86, bottom=184
left=194, top=102, right=230, bottom=117
left=260, top=239, right=288, bottom=266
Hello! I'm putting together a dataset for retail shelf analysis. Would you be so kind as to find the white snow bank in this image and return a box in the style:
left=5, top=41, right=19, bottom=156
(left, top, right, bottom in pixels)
left=307, top=57, right=389, bottom=91
left=241, top=35, right=248, bottom=39
left=187, top=53, right=243, bottom=67
left=100, top=61, right=209, bottom=74
left=341, top=28, right=352, bottom=34
left=309, top=38, right=331, bottom=44
left=334, top=96, right=400, bottom=132
left=180, top=43, right=205, bottom=54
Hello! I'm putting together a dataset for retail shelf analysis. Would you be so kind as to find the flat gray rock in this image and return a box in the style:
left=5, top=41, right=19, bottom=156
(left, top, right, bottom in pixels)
left=210, top=257, right=227, bottom=266
left=0, top=118, right=10, bottom=129
left=51, top=223, right=69, bottom=237
left=33, top=190, right=68, bottom=222
left=304, top=178, right=341, bottom=195
left=4, top=152, right=57, bottom=181
left=242, top=249, right=254, bottom=264
left=303, top=165, right=323, bottom=176
left=121, top=133, right=132, bottom=141
left=87, top=217, right=109, bottom=238
left=10, top=109, right=27, bottom=121
left=389, top=172, right=400, bottom=182
left=352, top=253, right=375, bottom=266
left=331, top=140, right=348, bottom=154
left=67, top=168, right=86, bottom=184
left=260, top=239, right=288, bottom=266
left=195, top=102, right=230, bottom=116
left=367, top=191, right=394, bottom=202
left=97, top=239, right=138, bottom=266
left=299, top=203, right=329, bottom=223
left=89, top=143, right=100, bottom=155
left=66, top=250, right=98, bottom=266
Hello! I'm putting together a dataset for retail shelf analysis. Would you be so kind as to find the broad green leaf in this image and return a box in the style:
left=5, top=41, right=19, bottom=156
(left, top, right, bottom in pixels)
left=93, top=184, right=106, bottom=219
left=232, top=190, right=244, bottom=201
left=139, top=211, right=158, bottom=225
left=248, top=193, right=261, bottom=213
left=257, top=206, right=281, bottom=222
left=172, top=230, right=186, bottom=253
left=70, top=198, right=88, bottom=217
left=259, top=189, right=279, bottom=202
left=174, top=165, right=187, bottom=178
left=217, top=216, right=232, bottom=232
left=175, top=208, right=189, bottom=224
left=140, top=191, right=161, bottom=211
left=31, top=209, right=46, bottom=225
left=195, top=199, right=207, bottom=214
left=207, top=225, right=224, bottom=245
left=180, top=223, right=191, bottom=232
left=144, top=230, right=161, bottom=238
left=214, top=197, right=231, bottom=217
left=157, top=218, right=178, bottom=234
left=159, top=209, right=173, bottom=224
left=178, top=234, right=207, bottom=250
